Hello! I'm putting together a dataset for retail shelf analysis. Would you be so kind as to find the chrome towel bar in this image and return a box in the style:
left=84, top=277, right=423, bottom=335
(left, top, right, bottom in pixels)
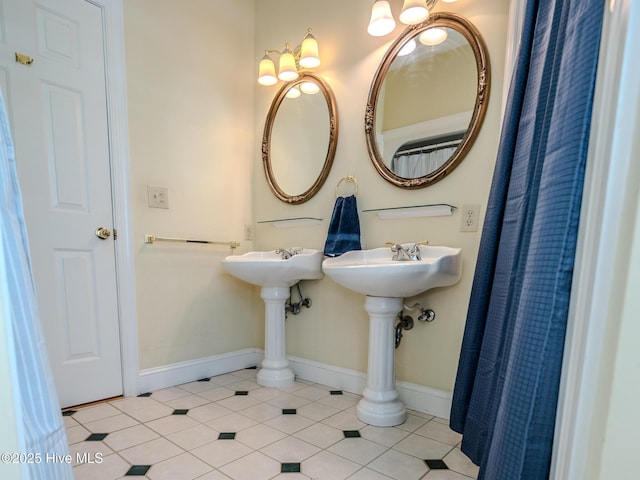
left=144, top=234, right=240, bottom=250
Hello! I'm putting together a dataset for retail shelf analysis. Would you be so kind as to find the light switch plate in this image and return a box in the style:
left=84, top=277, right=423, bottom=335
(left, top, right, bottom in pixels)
left=147, top=185, right=169, bottom=209
left=244, top=224, right=253, bottom=241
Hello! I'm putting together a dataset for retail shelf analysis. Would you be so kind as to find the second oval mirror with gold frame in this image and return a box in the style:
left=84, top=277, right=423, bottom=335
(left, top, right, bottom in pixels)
left=263, top=73, right=338, bottom=204
left=365, top=12, right=490, bottom=189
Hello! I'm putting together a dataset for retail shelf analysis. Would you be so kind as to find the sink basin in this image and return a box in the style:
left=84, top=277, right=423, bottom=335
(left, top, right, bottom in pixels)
left=322, top=244, right=462, bottom=298
left=222, top=249, right=323, bottom=288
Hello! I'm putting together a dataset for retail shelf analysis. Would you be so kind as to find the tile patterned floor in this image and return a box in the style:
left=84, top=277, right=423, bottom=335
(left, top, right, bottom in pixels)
left=65, top=368, right=479, bottom=480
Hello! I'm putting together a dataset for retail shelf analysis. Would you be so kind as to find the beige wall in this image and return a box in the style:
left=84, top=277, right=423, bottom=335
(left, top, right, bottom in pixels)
left=124, top=0, right=260, bottom=369
left=123, top=0, right=509, bottom=391
left=254, top=0, right=510, bottom=391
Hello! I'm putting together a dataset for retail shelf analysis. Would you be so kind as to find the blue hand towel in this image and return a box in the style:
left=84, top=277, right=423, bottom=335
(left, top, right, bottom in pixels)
left=323, top=195, right=362, bottom=256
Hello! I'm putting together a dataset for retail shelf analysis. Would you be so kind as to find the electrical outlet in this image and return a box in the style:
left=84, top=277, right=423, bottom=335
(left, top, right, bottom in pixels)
left=460, top=204, right=480, bottom=232
left=244, top=223, right=253, bottom=241
left=147, top=185, right=169, bottom=209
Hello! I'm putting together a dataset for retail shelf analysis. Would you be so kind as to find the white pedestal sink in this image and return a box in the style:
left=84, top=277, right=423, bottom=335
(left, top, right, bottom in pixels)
left=222, top=249, right=323, bottom=387
left=322, top=244, right=462, bottom=426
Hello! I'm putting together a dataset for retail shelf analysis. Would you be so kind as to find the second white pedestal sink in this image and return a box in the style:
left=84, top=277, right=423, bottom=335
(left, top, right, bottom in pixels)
left=322, top=244, right=462, bottom=426
left=222, top=249, right=323, bottom=387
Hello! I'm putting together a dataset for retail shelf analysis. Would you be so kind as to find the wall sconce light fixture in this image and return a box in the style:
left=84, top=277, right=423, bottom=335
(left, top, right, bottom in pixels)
left=258, top=28, right=321, bottom=86
left=367, top=0, right=457, bottom=37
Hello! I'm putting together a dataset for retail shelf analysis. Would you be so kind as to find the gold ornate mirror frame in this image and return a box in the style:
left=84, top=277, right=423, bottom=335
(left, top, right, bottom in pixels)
left=365, top=13, right=490, bottom=189
left=262, top=73, right=339, bottom=204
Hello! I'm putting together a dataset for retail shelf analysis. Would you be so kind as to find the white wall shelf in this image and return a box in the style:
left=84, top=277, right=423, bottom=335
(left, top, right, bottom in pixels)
left=363, top=204, right=456, bottom=220
left=257, top=217, right=323, bottom=228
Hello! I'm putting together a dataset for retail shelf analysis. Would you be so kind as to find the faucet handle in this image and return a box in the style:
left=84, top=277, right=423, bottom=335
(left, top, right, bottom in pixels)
left=385, top=242, right=402, bottom=251
left=409, top=241, right=428, bottom=261
left=386, top=242, right=427, bottom=248
left=409, top=241, right=429, bottom=251
left=386, top=242, right=412, bottom=261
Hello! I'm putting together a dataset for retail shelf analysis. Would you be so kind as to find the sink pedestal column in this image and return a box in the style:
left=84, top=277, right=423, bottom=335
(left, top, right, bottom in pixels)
left=257, top=286, right=295, bottom=387
left=357, top=295, right=407, bottom=427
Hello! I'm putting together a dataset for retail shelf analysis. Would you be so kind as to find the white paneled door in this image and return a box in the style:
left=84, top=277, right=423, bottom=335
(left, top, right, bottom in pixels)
left=0, top=0, right=123, bottom=407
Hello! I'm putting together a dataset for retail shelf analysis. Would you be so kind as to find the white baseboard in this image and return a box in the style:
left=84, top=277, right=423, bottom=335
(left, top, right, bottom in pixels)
left=136, top=350, right=452, bottom=419
left=137, top=348, right=261, bottom=394
left=288, top=356, right=453, bottom=420
left=288, top=355, right=368, bottom=393
left=395, top=378, right=453, bottom=420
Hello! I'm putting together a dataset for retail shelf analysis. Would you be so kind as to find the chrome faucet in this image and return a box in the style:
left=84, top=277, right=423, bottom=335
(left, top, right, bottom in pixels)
left=408, top=241, right=429, bottom=260
left=388, top=243, right=411, bottom=261
left=275, top=247, right=302, bottom=259
left=387, top=241, right=429, bottom=261
left=275, top=248, right=294, bottom=259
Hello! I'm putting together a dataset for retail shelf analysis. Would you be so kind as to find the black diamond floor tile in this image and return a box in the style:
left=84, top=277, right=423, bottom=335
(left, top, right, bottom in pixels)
left=425, top=459, right=449, bottom=470
left=281, top=462, right=301, bottom=473
left=125, top=465, right=151, bottom=476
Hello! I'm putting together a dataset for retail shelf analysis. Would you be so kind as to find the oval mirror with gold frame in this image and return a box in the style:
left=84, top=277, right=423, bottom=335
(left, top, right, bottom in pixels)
left=262, top=73, right=338, bottom=204
left=365, top=13, right=490, bottom=188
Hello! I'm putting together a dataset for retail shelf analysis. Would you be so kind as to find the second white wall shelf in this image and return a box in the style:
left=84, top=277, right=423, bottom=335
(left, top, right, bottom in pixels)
left=363, top=204, right=455, bottom=220
left=257, top=217, right=323, bottom=228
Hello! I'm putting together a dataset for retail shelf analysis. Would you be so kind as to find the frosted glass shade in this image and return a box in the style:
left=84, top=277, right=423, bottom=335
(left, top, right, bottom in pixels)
left=258, top=55, right=277, bottom=86
left=397, top=38, right=417, bottom=56
left=419, top=27, right=448, bottom=46
left=299, top=32, right=320, bottom=68
left=278, top=47, right=299, bottom=81
left=285, top=86, right=301, bottom=98
left=368, top=0, right=396, bottom=37
left=399, top=0, right=429, bottom=25
left=300, top=81, right=320, bottom=94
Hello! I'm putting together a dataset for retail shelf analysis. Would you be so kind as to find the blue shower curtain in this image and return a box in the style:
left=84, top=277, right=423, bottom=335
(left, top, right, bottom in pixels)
left=1, top=92, right=73, bottom=478
left=450, top=0, right=604, bottom=478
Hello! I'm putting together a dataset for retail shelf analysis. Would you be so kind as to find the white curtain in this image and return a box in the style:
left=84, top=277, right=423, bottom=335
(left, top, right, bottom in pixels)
left=0, top=93, right=73, bottom=479
left=391, top=145, right=458, bottom=178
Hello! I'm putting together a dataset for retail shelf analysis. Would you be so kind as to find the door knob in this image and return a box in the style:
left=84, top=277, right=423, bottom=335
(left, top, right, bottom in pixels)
left=95, top=227, right=111, bottom=240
